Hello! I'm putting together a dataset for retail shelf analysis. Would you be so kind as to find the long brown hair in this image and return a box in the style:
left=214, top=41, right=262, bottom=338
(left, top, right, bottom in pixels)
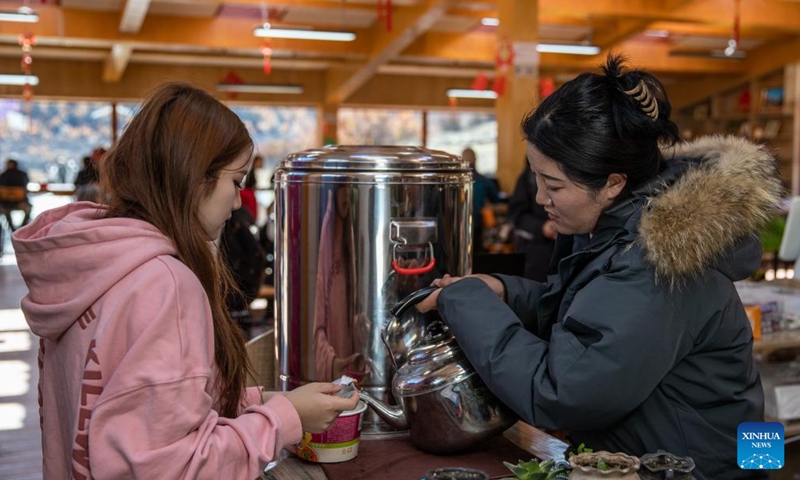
left=100, top=83, right=253, bottom=417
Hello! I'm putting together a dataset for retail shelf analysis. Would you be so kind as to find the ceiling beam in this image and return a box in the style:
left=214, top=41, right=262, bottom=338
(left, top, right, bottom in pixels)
left=0, top=0, right=789, bottom=94
left=0, top=6, right=372, bottom=58
left=669, top=0, right=800, bottom=33
left=378, top=63, right=493, bottom=78
left=403, top=32, right=746, bottom=75
left=670, top=35, right=800, bottom=109
left=663, top=0, right=698, bottom=10
left=648, top=21, right=782, bottom=39
left=168, top=0, right=406, bottom=10
left=102, top=43, right=133, bottom=82
left=3, top=2, right=798, bottom=61
left=0, top=46, right=108, bottom=61
left=325, top=0, right=459, bottom=104
left=593, top=18, right=654, bottom=49
left=130, top=52, right=331, bottom=70
left=119, top=0, right=152, bottom=35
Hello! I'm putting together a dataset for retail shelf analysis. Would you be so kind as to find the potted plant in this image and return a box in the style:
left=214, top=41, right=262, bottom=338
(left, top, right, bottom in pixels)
left=639, top=451, right=695, bottom=479
left=568, top=451, right=641, bottom=480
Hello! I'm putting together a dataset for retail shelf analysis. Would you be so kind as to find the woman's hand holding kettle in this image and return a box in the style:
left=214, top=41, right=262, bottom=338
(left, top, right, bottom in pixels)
left=415, top=274, right=507, bottom=313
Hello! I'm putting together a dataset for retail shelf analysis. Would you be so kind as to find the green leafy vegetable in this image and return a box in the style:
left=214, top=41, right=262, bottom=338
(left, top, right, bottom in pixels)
left=501, top=458, right=570, bottom=480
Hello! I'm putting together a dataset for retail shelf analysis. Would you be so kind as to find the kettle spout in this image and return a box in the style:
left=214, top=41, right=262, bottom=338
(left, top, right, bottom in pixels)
left=359, top=390, right=408, bottom=430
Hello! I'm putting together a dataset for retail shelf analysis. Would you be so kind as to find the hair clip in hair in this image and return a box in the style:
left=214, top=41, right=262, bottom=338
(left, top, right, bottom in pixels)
left=623, top=80, right=659, bottom=120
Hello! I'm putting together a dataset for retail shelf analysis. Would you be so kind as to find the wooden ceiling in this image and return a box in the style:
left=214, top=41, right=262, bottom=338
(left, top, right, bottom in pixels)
left=0, top=0, right=799, bottom=108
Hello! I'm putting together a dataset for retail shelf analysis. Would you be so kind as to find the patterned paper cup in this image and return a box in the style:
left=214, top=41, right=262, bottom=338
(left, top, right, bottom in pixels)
left=295, top=401, right=367, bottom=463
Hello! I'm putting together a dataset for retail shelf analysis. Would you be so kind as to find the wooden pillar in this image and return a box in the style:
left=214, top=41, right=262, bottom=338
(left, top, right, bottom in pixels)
left=495, top=0, right=539, bottom=194
left=790, top=63, right=800, bottom=196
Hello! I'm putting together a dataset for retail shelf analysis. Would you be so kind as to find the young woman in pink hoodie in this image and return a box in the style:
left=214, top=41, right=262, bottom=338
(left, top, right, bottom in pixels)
left=13, top=83, right=358, bottom=479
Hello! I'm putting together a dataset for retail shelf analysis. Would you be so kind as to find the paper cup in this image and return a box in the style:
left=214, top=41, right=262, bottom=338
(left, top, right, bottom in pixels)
left=294, top=401, right=367, bottom=463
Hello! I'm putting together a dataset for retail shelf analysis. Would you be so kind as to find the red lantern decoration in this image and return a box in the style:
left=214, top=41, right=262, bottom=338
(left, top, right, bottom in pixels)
left=221, top=71, right=244, bottom=100
left=376, top=0, right=392, bottom=32
left=471, top=72, right=490, bottom=91
left=492, top=76, right=507, bottom=97
left=261, top=43, right=273, bottom=76
left=18, top=32, right=36, bottom=105
left=539, top=77, right=555, bottom=99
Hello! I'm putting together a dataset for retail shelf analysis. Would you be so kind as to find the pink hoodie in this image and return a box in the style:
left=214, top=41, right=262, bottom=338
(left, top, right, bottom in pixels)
left=13, top=202, right=302, bottom=480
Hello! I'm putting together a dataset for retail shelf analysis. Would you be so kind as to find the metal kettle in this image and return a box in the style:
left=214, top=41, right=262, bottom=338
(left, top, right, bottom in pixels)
left=360, top=286, right=518, bottom=454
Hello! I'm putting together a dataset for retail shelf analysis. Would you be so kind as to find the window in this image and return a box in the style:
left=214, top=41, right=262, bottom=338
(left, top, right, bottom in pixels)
left=338, top=108, right=423, bottom=146
left=0, top=99, right=113, bottom=184
left=426, top=110, right=497, bottom=174
left=229, top=105, right=318, bottom=212
left=229, top=105, right=317, bottom=176
left=114, top=102, right=140, bottom=140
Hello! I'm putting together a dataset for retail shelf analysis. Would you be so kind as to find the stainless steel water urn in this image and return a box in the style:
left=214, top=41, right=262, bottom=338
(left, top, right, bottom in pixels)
left=274, top=145, right=472, bottom=435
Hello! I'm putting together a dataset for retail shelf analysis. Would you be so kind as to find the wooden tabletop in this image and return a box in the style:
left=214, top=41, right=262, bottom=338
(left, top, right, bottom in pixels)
left=753, top=329, right=800, bottom=355
left=263, top=422, right=567, bottom=480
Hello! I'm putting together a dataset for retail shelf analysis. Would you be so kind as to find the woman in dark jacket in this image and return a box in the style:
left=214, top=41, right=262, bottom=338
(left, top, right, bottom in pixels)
left=417, top=55, right=782, bottom=480
left=508, top=165, right=556, bottom=281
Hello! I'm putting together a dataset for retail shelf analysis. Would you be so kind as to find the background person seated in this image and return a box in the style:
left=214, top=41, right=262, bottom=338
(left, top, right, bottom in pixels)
left=74, top=150, right=103, bottom=203
left=0, top=159, right=32, bottom=253
left=507, top=164, right=556, bottom=282
left=221, top=206, right=268, bottom=338
left=462, top=147, right=501, bottom=254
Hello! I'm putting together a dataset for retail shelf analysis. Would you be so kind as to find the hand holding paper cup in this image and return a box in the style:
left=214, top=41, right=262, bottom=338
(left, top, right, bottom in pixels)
left=292, top=376, right=367, bottom=463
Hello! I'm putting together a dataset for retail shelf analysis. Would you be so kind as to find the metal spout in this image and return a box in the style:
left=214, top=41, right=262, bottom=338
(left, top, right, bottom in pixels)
left=358, top=390, right=408, bottom=430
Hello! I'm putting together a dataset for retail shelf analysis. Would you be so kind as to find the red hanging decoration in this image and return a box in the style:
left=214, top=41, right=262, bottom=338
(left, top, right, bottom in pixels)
left=492, top=76, right=507, bottom=97
left=376, top=0, right=392, bottom=32
left=448, top=96, right=458, bottom=110
left=492, top=37, right=513, bottom=97
left=220, top=70, right=244, bottom=100
left=539, top=77, right=555, bottom=99
left=737, top=88, right=751, bottom=113
left=261, top=43, right=273, bottom=76
left=18, top=32, right=36, bottom=107
left=22, top=83, right=33, bottom=102
left=471, top=72, right=490, bottom=91
left=724, top=0, right=741, bottom=57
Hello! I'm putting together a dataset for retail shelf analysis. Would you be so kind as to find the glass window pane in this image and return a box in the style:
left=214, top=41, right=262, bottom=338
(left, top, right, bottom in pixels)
left=229, top=105, right=318, bottom=177
left=115, top=102, right=141, bottom=139
left=0, top=99, right=113, bottom=184
left=229, top=105, right=318, bottom=211
left=426, top=110, right=498, bottom=175
left=338, top=108, right=423, bottom=146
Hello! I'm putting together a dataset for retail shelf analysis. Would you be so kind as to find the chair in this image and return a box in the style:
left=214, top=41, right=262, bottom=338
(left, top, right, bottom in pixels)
left=0, top=186, right=26, bottom=203
left=0, top=186, right=31, bottom=231
left=246, top=327, right=275, bottom=390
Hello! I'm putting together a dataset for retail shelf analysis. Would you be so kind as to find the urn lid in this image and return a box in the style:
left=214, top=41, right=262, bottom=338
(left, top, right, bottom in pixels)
left=393, top=322, right=473, bottom=396
left=279, top=145, right=469, bottom=172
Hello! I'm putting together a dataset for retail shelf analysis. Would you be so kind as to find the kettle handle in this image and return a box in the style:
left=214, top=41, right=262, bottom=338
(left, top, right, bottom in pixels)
left=390, top=286, right=439, bottom=318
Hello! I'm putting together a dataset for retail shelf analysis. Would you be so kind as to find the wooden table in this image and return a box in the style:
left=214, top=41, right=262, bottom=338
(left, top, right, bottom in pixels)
left=753, top=329, right=800, bottom=355
left=263, top=422, right=567, bottom=480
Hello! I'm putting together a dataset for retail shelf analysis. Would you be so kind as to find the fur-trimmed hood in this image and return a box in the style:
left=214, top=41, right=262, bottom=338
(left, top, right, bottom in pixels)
left=637, top=135, right=783, bottom=283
